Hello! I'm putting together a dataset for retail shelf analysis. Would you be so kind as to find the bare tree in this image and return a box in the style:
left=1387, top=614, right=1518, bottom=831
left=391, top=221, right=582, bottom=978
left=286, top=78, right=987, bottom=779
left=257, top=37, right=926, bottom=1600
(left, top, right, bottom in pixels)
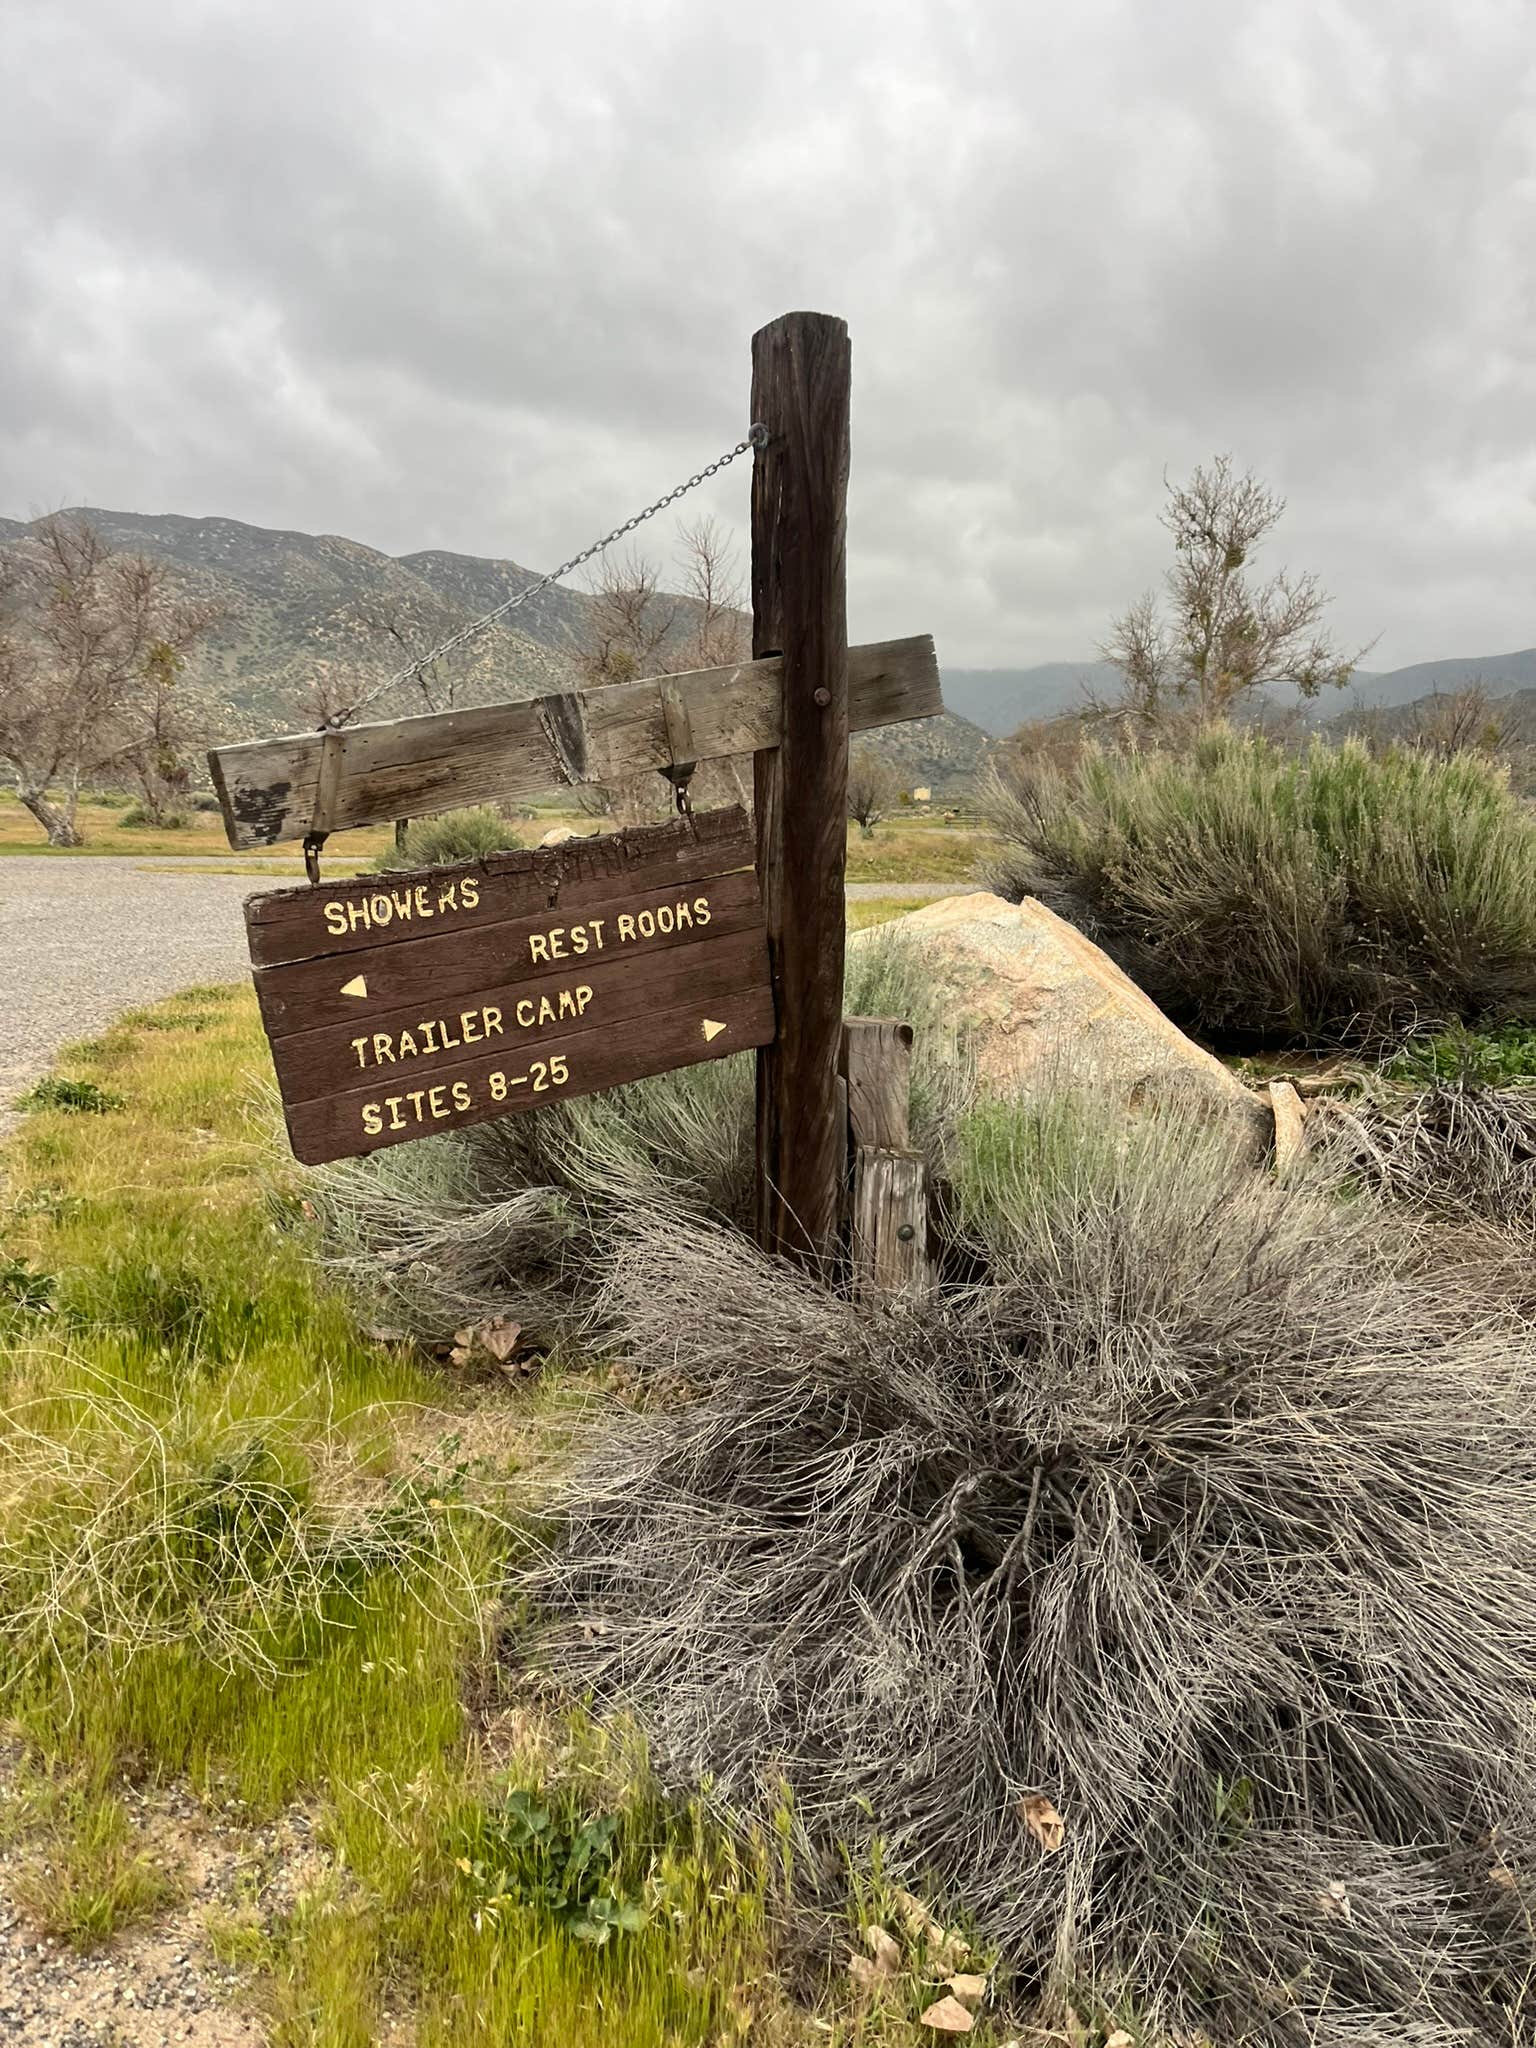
left=675, top=516, right=749, bottom=671
left=0, top=516, right=216, bottom=844
left=106, top=637, right=219, bottom=823
left=1097, top=456, right=1369, bottom=733
left=578, top=527, right=752, bottom=823
left=581, top=547, right=679, bottom=689
left=846, top=746, right=901, bottom=837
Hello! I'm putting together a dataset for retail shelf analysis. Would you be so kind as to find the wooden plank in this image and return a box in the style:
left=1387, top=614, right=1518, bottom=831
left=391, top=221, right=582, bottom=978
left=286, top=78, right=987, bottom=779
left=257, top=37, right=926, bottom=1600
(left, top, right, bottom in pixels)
left=269, top=925, right=768, bottom=1108
left=209, top=636, right=940, bottom=849
left=282, top=983, right=775, bottom=1166
left=840, top=1017, right=914, bottom=1150
left=244, top=805, right=754, bottom=968
left=850, top=1147, right=932, bottom=1303
left=752, top=308, right=851, bottom=1265
left=254, top=865, right=765, bottom=1038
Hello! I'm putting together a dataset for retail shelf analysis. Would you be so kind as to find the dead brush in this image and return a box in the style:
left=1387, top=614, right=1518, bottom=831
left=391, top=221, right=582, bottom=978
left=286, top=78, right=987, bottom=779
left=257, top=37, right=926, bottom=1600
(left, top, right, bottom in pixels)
left=531, top=1091, right=1536, bottom=2046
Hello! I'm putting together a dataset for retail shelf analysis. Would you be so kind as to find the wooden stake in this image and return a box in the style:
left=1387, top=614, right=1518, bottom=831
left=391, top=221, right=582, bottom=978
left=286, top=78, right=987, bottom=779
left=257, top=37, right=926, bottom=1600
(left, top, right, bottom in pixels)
left=751, top=309, right=852, bottom=1265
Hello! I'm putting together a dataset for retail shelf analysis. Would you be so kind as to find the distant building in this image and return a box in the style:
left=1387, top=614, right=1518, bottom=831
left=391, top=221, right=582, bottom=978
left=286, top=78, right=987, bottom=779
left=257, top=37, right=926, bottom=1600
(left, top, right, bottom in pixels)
left=911, top=786, right=932, bottom=802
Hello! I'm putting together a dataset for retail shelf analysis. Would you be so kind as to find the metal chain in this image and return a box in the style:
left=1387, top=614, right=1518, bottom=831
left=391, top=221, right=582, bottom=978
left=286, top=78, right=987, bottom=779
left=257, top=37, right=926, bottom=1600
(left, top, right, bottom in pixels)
left=333, top=423, right=769, bottom=728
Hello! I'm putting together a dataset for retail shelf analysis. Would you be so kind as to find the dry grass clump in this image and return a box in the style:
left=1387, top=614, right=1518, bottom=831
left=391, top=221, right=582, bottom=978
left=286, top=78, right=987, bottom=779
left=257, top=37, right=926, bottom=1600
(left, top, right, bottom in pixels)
left=533, top=1093, right=1536, bottom=2044
left=981, top=729, right=1536, bottom=1049
left=0, top=1370, right=499, bottom=1687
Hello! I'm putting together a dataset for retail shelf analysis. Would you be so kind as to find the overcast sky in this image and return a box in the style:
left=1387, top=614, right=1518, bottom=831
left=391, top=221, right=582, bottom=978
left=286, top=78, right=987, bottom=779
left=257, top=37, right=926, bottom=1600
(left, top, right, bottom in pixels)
left=3, top=0, right=1533, bottom=669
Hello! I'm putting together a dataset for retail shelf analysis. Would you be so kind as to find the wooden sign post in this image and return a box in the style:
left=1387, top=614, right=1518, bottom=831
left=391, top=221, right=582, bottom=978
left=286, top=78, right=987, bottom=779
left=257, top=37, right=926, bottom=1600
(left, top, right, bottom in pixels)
left=750, top=311, right=851, bottom=1267
left=244, top=808, right=773, bottom=1166
left=209, top=309, right=944, bottom=1291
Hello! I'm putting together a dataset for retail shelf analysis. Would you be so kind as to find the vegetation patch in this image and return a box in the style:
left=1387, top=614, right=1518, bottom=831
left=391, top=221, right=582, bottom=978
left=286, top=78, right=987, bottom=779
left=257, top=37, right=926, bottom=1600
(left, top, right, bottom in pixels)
left=374, top=805, right=524, bottom=871
left=17, top=1076, right=125, bottom=1115
left=984, top=728, right=1536, bottom=1048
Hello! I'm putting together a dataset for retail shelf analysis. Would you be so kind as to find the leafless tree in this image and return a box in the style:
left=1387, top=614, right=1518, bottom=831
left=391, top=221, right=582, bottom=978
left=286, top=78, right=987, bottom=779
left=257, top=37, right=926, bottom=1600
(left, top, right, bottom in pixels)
left=581, top=547, right=680, bottom=690
left=106, top=637, right=219, bottom=823
left=1096, top=456, right=1369, bottom=734
left=846, top=746, right=901, bottom=837
left=578, top=526, right=752, bottom=823
left=0, top=515, right=216, bottom=844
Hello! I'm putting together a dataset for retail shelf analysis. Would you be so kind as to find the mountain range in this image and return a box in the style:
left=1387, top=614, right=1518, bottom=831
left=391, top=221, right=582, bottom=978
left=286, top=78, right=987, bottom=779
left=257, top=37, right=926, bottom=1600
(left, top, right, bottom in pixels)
left=3, top=508, right=1529, bottom=795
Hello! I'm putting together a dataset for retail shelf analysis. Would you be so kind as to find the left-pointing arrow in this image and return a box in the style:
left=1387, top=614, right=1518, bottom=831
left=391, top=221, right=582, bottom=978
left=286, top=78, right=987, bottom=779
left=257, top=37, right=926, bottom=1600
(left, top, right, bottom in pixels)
left=340, top=974, right=368, bottom=999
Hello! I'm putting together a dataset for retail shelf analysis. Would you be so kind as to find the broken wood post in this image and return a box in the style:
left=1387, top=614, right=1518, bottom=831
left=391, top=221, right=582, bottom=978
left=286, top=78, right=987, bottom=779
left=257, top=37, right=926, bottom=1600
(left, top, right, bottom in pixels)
left=841, top=1016, right=933, bottom=1302
left=751, top=309, right=852, bottom=1266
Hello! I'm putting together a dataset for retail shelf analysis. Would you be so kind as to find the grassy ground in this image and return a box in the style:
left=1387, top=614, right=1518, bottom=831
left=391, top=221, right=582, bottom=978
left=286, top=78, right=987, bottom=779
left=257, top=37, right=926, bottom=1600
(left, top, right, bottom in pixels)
left=1, top=792, right=991, bottom=887
left=0, top=971, right=995, bottom=2045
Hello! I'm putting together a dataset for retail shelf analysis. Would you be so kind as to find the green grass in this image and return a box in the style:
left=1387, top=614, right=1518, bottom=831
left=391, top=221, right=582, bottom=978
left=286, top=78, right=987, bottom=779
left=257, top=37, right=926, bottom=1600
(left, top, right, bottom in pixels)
left=846, top=895, right=947, bottom=932
left=0, top=985, right=948, bottom=2042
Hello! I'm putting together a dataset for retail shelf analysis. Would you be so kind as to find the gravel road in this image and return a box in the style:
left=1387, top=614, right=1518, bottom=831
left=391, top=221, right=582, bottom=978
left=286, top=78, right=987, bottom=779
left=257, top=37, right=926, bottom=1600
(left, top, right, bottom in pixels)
left=0, top=858, right=969, bottom=1139
left=0, top=859, right=258, bottom=1136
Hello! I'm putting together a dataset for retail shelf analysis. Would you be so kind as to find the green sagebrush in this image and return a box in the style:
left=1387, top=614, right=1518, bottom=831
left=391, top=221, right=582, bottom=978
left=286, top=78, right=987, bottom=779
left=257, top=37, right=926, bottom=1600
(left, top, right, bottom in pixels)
left=981, top=727, right=1536, bottom=1048
left=374, top=806, right=523, bottom=872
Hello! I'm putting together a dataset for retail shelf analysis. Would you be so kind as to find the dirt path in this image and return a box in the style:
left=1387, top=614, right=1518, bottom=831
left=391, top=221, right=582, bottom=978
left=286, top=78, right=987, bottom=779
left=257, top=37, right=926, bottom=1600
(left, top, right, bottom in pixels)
left=0, top=859, right=258, bottom=1137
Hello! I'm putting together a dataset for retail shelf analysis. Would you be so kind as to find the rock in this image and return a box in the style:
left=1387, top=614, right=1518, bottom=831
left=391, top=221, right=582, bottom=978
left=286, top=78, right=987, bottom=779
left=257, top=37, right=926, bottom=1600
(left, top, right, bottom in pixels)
left=1267, top=1079, right=1309, bottom=1176
left=856, top=891, right=1268, bottom=1152
left=538, top=826, right=579, bottom=848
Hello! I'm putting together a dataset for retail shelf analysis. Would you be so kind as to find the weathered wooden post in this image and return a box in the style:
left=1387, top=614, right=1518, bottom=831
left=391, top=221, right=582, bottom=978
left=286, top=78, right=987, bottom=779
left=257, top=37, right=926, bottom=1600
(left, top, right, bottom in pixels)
left=841, top=1017, right=934, bottom=1301
left=750, top=310, right=852, bottom=1266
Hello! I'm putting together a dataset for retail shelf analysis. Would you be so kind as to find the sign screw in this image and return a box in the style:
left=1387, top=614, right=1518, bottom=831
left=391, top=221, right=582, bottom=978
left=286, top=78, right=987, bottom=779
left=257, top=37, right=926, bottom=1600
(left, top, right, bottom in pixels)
left=896, top=1222, right=916, bottom=1242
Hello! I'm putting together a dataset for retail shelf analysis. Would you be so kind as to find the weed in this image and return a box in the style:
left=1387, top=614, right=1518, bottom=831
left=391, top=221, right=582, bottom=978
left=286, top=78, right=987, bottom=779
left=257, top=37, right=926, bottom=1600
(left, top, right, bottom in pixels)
left=10, top=1787, right=183, bottom=1948
left=19, top=1076, right=124, bottom=1115
left=0, top=1258, right=56, bottom=1317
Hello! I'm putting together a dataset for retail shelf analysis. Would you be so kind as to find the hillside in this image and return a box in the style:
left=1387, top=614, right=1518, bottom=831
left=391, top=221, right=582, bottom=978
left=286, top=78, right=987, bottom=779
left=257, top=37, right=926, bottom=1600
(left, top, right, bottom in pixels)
left=0, top=508, right=987, bottom=796
left=939, top=662, right=1118, bottom=735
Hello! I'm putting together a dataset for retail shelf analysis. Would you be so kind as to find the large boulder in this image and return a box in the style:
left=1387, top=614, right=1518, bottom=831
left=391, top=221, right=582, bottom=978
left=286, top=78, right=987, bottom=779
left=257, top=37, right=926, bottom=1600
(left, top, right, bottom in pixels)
left=858, top=891, right=1269, bottom=1151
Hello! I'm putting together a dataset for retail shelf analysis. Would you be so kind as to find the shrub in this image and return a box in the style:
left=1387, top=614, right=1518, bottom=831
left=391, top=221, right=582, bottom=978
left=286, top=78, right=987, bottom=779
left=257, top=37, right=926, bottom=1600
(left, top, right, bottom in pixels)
left=531, top=1089, right=1536, bottom=2044
left=981, top=729, right=1536, bottom=1049
left=119, top=802, right=189, bottom=829
left=373, top=807, right=522, bottom=872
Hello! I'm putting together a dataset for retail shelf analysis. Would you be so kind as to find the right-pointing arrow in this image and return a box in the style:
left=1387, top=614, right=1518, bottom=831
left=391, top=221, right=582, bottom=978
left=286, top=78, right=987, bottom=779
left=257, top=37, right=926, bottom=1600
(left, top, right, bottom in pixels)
left=702, top=1018, right=727, bottom=1042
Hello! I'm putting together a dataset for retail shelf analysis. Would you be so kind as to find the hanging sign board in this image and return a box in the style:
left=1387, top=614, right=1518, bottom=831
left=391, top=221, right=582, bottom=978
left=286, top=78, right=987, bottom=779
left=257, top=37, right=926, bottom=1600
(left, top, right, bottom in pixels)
left=241, top=805, right=775, bottom=1166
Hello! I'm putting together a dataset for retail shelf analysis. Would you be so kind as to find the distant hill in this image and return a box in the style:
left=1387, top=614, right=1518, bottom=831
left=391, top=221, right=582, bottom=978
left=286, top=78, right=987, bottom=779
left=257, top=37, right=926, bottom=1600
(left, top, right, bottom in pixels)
left=945, top=650, right=1536, bottom=735
left=0, top=508, right=607, bottom=738
left=1340, top=649, right=1536, bottom=709
left=940, top=663, right=1118, bottom=737
left=6, top=509, right=1529, bottom=793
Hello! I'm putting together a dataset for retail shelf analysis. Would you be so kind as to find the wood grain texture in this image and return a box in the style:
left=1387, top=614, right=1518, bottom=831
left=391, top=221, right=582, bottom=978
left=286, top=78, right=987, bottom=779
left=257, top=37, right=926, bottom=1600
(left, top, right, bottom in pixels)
left=850, top=1147, right=933, bottom=1302
left=751, top=309, right=852, bottom=1264
left=253, top=866, right=765, bottom=1038
left=268, top=924, right=768, bottom=1107
left=840, top=1017, right=914, bottom=1151
left=283, top=983, right=775, bottom=1166
left=244, top=805, right=754, bottom=967
left=208, top=637, right=939, bottom=848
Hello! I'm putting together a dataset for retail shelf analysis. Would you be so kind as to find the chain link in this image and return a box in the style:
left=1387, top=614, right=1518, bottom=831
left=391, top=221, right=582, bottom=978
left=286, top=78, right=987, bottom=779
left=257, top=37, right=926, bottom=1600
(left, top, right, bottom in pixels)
left=333, top=423, right=769, bottom=727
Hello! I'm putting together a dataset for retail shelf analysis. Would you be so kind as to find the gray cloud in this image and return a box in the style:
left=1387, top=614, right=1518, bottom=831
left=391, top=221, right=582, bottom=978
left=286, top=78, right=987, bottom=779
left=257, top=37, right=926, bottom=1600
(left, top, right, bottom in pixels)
left=3, top=0, right=1533, bottom=667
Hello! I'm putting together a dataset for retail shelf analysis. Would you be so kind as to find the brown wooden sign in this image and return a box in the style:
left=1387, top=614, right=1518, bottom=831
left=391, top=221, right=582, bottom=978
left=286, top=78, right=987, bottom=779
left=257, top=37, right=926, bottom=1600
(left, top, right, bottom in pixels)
left=242, top=806, right=774, bottom=1166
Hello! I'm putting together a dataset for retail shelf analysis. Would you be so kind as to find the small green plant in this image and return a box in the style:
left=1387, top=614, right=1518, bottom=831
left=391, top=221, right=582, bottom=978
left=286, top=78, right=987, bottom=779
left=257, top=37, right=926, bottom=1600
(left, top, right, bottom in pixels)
left=374, top=807, right=522, bottom=872
left=455, top=1787, right=647, bottom=1943
left=1386, top=1022, right=1536, bottom=1087
left=0, top=1259, right=56, bottom=1317
left=19, top=1076, right=124, bottom=1115
left=9, top=1789, right=183, bottom=1949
